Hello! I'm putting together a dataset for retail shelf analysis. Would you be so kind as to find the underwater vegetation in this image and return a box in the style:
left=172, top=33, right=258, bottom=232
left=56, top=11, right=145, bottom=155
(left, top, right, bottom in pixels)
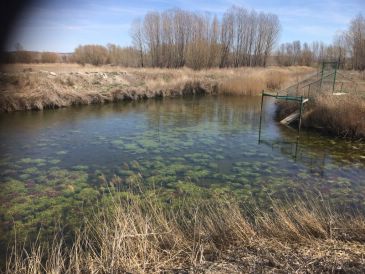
left=0, top=96, right=364, bottom=271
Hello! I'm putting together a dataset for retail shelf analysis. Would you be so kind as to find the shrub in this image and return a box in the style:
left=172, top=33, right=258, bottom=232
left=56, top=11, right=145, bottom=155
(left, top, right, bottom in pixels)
left=40, top=52, right=59, bottom=63
left=73, top=45, right=109, bottom=66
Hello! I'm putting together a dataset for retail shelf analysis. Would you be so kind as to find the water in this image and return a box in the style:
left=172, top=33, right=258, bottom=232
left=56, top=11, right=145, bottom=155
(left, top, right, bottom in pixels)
left=0, top=96, right=365, bottom=244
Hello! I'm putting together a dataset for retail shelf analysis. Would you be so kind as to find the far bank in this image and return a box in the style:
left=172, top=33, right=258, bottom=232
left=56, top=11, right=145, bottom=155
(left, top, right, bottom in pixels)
left=0, top=64, right=314, bottom=112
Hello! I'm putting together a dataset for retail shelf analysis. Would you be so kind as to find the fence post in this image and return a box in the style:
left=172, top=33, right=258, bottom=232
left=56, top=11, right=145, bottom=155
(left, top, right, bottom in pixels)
left=332, top=64, right=337, bottom=93
left=258, top=90, right=264, bottom=143
left=320, top=61, right=324, bottom=91
left=298, top=96, right=304, bottom=134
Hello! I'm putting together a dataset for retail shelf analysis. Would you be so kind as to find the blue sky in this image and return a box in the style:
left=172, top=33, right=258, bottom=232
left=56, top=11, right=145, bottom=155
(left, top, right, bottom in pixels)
left=6, top=0, right=365, bottom=52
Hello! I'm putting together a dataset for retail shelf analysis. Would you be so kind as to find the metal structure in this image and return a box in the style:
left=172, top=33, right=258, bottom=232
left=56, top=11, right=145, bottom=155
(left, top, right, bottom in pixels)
left=258, top=60, right=341, bottom=140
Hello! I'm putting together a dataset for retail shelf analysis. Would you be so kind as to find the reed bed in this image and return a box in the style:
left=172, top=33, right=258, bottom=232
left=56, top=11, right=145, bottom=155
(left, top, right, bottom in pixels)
left=276, top=94, right=365, bottom=139
left=5, top=190, right=365, bottom=273
left=0, top=64, right=314, bottom=112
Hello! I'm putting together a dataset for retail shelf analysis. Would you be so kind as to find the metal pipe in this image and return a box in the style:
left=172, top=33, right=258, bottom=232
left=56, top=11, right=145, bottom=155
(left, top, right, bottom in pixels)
left=298, top=96, right=304, bottom=135
left=258, top=90, right=264, bottom=143
left=332, top=65, right=337, bottom=93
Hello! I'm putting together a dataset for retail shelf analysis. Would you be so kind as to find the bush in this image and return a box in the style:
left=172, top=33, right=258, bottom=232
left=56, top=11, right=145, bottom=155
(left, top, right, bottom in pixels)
left=73, top=45, right=109, bottom=66
left=40, top=52, right=59, bottom=63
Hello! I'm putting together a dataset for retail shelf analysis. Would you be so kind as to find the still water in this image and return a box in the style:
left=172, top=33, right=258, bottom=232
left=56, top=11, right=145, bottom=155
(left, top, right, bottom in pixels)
left=0, top=96, right=364, bottom=242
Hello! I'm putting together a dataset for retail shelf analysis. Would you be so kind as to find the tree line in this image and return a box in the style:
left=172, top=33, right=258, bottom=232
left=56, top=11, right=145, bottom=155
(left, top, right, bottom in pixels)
left=2, top=8, right=364, bottom=70
left=71, top=7, right=281, bottom=69
left=2, top=43, right=64, bottom=63
left=130, top=7, right=280, bottom=69
left=276, top=14, right=365, bottom=70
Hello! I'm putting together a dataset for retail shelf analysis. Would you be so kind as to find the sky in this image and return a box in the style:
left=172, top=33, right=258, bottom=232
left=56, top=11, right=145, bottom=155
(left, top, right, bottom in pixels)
left=5, top=0, right=365, bottom=52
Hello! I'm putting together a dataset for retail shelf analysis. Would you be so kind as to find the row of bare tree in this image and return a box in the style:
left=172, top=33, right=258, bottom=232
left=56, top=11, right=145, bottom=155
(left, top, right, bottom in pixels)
left=71, top=44, right=141, bottom=66
left=3, top=43, right=62, bottom=63
left=131, top=7, right=280, bottom=69
left=276, top=14, right=365, bottom=70
left=3, top=9, right=363, bottom=71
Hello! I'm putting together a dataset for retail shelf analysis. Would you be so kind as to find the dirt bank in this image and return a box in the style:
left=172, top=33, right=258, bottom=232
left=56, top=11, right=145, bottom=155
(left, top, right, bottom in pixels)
left=0, top=64, right=314, bottom=112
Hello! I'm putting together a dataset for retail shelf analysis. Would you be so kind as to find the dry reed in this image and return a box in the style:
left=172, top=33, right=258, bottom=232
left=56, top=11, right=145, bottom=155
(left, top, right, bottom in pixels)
left=0, top=64, right=315, bottom=112
left=5, top=190, right=365, bottom=273
left=276, top=94, right=365, bottom=139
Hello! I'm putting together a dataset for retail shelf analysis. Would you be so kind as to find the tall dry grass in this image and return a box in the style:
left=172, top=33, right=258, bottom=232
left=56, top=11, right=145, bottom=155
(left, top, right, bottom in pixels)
left=218, top=67, right=312, bottom=95
left=0, top=64, right=315, bottom=112
left=5, top=191, right=365, bottom=273
left=303, top=94, right=365, bottom=139
left=276, top=94, right=365, bottom=139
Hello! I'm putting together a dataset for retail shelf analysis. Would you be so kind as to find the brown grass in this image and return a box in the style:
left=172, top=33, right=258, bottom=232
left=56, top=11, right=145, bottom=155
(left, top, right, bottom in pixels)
left=276, top=94, right=365, bottom=139
left=218, top=66, right=311, bottom=95
left=0, top=64, right=315, bottom=112
left=5, top=191, right=365, bottom=273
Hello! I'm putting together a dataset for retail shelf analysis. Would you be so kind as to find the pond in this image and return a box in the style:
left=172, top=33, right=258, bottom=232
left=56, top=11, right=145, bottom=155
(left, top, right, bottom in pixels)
left=0, top=95, right=365, bottom=247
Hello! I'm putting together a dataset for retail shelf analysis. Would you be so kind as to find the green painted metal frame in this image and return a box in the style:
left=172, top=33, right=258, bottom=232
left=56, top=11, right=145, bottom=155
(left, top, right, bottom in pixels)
left=262, top=92, right=304, bottom=102
left=258, top=91, right=306, bottom=142
left=258, top=60, right=341, bottom=143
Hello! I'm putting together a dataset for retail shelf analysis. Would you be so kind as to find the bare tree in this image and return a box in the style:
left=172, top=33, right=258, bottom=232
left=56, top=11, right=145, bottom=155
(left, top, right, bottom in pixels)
left=41, top=52, right=59, bottom=63
left=130, top=6, right=281, bottom=69
left=143, top=12, right=161, bottom=67
left=131, top=19, right=144, bottom=67
left=207, top=15, right=220, bottom=67
left=73, top=45, right=109, bottom=66
left=347, top=14, right=365, bottom=70
left=262, top=14, right=280, bottom=66
left=219, top=10, right=234, bottom=67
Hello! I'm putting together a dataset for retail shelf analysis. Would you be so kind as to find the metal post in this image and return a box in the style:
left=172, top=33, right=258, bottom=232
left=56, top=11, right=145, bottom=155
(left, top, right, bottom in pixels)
left=298, top=96, right=304, bottom=134
left=332, top=64, right=337, bottom=93
left=294, top=136, right=299, bottom=161
left=296, top=83, right=299, bottom=96
left=319, top=66, right=324, bottom=91
left=258, top=90, right=264, bottom=143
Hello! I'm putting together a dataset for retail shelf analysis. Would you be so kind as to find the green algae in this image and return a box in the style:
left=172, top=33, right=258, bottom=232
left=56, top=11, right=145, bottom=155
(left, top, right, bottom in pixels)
left=186, top=168, right=210, bottom=180
left=76, top=188, right=99, bottom=202
left=73, top=165, right=88, bottom=171
left=19, top=158, right=46, bottom=165
left=0, top=180, right=27, bottom=198
left=23, top=167, right=39, bottom=174
left=111, top=139, right=124, bottom=147
left=1, top=96, right=365, bottom=252
left=49, top=159, right=61, bottom=164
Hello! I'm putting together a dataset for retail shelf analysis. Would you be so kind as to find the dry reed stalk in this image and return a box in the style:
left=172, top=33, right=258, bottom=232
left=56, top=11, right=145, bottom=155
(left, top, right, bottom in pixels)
left=275, top=94, right=365, bottom=139
left=0, top=65, right=315, bottom=112
left=304, top=94, right=365, bottom=138
left=5, top=191, right=365, bottom=273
